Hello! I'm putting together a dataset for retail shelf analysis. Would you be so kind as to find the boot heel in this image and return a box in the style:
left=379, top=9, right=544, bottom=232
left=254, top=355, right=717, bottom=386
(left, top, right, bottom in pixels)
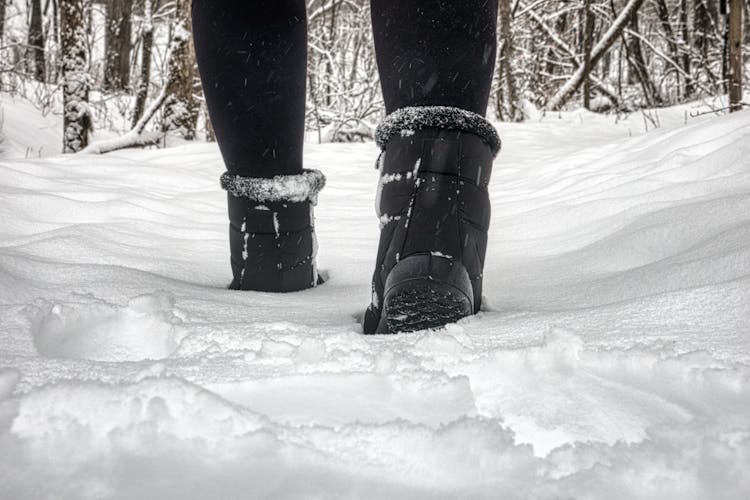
left=377, top=255, right=474, bottom=334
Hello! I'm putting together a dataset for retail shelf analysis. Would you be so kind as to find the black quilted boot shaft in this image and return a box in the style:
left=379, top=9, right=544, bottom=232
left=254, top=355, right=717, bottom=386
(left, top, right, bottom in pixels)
left=221, top=169, right=325, bottom=292
left=363, top=106, right=500, bottom=334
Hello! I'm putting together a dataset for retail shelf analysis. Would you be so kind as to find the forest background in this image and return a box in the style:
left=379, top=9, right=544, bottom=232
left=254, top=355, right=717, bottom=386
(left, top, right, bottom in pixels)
left=0, top=0, right=746, bottom=154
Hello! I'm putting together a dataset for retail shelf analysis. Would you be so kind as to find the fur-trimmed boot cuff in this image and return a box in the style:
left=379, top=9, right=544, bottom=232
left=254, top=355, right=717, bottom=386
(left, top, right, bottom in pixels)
left=221, top=169, right=326, bottom=293
left=375, top=106, right=501, bottom=157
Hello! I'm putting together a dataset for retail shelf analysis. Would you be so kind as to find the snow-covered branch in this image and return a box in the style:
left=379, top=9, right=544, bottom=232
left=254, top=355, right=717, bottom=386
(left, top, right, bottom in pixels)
left=80, top=85, right=168, bottom=154
left=545, top=0, right=646, bottom=111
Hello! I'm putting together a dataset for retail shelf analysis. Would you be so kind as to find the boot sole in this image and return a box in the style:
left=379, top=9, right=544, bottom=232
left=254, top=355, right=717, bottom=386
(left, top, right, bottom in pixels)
left=376, top=255, right=474, bottom=334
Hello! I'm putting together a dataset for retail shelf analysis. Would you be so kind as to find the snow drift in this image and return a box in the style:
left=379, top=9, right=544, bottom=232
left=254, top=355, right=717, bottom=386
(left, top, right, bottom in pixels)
left=1, top=101, right=749, bottom=498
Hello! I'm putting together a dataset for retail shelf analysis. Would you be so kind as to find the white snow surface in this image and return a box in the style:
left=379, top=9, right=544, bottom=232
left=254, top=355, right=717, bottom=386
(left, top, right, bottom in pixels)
left=1, top=100, right=750, bottom=498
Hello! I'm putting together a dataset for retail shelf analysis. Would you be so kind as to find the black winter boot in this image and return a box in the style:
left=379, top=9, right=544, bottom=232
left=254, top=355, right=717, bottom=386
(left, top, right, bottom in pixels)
left=362, top=106, right=501, bottom=334
left=221, top=169, right=326, bottom=292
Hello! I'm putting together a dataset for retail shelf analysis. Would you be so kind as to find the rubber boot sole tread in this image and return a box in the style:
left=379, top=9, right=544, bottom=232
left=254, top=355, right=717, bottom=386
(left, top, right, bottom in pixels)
left=383, top=280, right=471, bottom=333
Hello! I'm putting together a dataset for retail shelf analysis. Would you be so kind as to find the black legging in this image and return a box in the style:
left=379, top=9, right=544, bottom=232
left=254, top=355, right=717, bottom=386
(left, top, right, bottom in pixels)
left=192, top=0, right=498, bottom=179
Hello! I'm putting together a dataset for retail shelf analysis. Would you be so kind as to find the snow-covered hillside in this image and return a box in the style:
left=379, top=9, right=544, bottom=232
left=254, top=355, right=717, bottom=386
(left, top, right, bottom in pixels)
left=1, top=99, right=749, bottom=498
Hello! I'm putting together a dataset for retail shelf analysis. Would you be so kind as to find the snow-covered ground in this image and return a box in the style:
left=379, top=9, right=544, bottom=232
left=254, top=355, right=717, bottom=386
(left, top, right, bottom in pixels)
left=1, top=96, right=749, bottom=498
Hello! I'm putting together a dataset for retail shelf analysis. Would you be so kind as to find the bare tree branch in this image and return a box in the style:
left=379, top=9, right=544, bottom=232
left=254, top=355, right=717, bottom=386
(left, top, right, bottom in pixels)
left=546, top=0, right=646, bottom=111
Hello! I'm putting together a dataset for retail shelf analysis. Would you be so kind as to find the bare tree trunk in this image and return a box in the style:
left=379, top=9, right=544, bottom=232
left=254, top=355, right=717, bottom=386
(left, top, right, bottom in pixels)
left=617, top=41, right=624, bottom=101
left=680, top=0, right=693, bottom=97
left=60, top=0, right=91, bottom=153
left=694, top=0, right=720, bottom=69
left=131, top=0, right=153, bottom=127
left=582, top=0, right=595, bottom=109
left=655, top=0, right=681, bottom=58
left=495, top=0, right=523, bottom=121
left=728, top=0, right=743, bottom=111
left=327, top=1, right=338, bottom=107
left=547, top=0, right=646, bottom=110
left=655, top=0, right=686, bottom=94
left=0, top=0, right=7, bottom=45
left=601, top=50, right=611, bottom=79
left=47, top=0, right=59, bottom=44
left=626, top=13, right=662, bottom=106
left=544, top=12, right=568, bottom=99
left=50, top=0, right=60, bottom=82
left=204, top=102, right=216, bottom=142
left=28, top=0, right=46, bottom=82
left=694, top=0, right=710, bottom=62
left=162, top=0, right=198, bottom=139
left=103, top=0, right=133, bottom=91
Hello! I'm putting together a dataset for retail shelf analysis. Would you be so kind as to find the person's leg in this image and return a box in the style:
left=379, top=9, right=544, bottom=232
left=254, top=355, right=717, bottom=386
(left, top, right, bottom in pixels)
left=192, top=0, right=307, bottom=177
left=371, top=0, right=498, bottom=115
left=364, top=0, right=501, bottom=333
left=193, top=0, right=325, bottom=292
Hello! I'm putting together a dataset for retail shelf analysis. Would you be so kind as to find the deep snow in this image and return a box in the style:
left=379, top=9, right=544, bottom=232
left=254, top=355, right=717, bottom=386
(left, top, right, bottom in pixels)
left=1, top=95, right=749, bottom=499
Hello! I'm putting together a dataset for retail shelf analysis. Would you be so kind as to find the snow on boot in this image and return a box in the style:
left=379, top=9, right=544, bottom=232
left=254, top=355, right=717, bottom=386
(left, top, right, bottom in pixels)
left=221, top=169, right=326, bottom=292
left=362, top=106, right=501, bottom=334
